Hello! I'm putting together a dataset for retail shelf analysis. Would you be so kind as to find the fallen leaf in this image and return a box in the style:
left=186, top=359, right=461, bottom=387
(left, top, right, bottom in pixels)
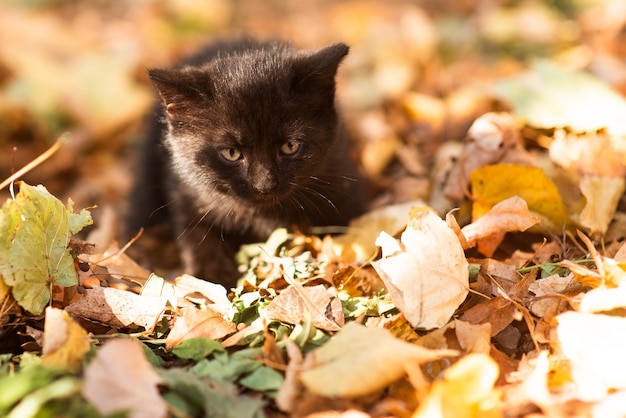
left=461, top=196, right=541, bottom=256
left=87, top=241, right=151, bottom=284
left=372, top=209, right=469, bottom=329
left=579, top=283, right=626, bottom=314
left=528, top=273, right=578, bottom=316
left=276, top=338, right=304, bottom=413
left=166, top=306, right=236, bottom=350
left=420, top=320, right=491, bottom=355
left=557, top=311, right=626, bottom=401
left=459, top=297, right=517, bottom=337
left=299, top=322, right=457, bottom=398
left=579, top=175, right=625, bottom=236
left=265, top=284, right=344, bottom=332
left=174, top=273, right=235, bottom=318
left=82, top=339, right=167, bottom=418
left=333, top=200, right=422, bottom=264
left=65, top=286, right=166, bottom=329
left=41, top=307, right=91, bottom=373
left=469, top=164, right=570, bottom=230
left=0, top=182, right=92, bottom=314
left=443, top=112, right=529, bottom=201
left=548, top=130, right=626, bottom=177
left=414, top=353, right=502, bottom=418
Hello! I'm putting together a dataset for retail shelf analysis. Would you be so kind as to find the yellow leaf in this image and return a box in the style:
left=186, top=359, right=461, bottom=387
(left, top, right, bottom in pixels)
left=470, top=164, right=570, bottom=230
left=41, top=307, right=91, bottom=373
left=299, top=322, right=457, bottom=398
left=413, top=353, right=502, bottom=418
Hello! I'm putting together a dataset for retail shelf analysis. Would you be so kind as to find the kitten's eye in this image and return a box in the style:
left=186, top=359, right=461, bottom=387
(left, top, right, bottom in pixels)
left=280, top=139, right=301, bottom=156
left=219, top=147, right=243, bottom=162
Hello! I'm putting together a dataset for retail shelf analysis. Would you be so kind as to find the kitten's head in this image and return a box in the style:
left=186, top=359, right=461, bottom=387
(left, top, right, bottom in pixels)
left=148, top=41, right=348, bottom=208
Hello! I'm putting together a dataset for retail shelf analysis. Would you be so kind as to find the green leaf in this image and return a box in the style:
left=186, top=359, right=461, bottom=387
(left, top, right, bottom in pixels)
left=171, top=338, right=224, bottom=361
left=7, top=376, right=80, bottom=418
left=160, top=369, right=266, bottom=418
left=239, top=366, right=283, bottom=393
left=495, top=60, right=626, bottom=134
left=0, top=182, right=92, bottom=314
left=0, top=366, right=57, bottom=414
left=191, top=354, right=261, bottom=382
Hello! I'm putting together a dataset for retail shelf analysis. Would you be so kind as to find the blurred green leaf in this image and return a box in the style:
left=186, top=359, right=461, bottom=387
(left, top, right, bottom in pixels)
left=495, top=60, right=626, bottom=134
left=160, top=368, right=265, bottom=418
left=239, top=366, right=283, bottom=393
left=172, top=338, right=224, bottom=361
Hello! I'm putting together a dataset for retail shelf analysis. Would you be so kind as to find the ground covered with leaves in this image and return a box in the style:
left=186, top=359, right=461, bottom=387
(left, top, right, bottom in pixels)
left=3, top=0, right=626, bottom=417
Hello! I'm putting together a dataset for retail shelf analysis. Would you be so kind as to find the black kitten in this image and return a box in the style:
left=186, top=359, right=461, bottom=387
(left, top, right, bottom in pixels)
left=128, top=39, right=365, bottom=288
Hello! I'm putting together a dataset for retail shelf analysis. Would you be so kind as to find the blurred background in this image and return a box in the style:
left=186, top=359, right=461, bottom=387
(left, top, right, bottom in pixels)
left=0, top=0, right=623, bottom=227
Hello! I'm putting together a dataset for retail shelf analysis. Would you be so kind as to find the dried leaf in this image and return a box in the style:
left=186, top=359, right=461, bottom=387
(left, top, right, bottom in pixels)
left=373, top=209, right=469, bottom=329
left=82, top=339, right=167, bottom=418
left=579, top=175, right=625, bottom=236
left=459, top=297, right=517, bottom=336
left=333, top=200, right=420, bottom=264
left=41, top=307, right=91, bottom=373
left=443, top=112, right=529, bottom=201
left=414, top=353, right=502, bottom=418
left=461, top=196, right=541, bottom=256
left=299, top=323, right=457, bottom=398
left=557, top=311, right=626, bottom=401
left=174, top=273, right=235, bottom=318
left=87, top=241, right=151, bottom=284
left=276, top=339, right=304, bottom=413
left=265, top=284, right=344, bottom=331
left=166, top=306, right=236, bottom=350
left=65, top=286, right=166, bottom=329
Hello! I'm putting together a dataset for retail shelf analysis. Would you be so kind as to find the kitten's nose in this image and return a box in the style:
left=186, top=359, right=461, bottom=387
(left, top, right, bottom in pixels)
left=250, top=165, right=278, bottom=194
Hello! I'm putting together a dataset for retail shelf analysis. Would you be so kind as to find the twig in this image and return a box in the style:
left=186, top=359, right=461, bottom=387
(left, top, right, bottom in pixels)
left=0, top=133, right=70, bottom=191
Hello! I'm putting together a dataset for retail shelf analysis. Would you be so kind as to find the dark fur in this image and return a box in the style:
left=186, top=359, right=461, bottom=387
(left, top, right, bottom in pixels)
left=128, top=39, right=365, bottom=287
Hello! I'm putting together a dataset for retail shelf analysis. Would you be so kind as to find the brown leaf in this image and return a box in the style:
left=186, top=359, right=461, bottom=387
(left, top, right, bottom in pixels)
left=165, top=306, right=236, bottom=350
left=276, top=338, right=305, bottom=413
left=82, top=339, right=167, bottom=418
left=459, top=297, right=517, bottom=336
left=265, top=284, right=344, bottom=332
left=461, top=196, right=541, bottom=256
left=87, top=241, right=151, bottom=285
left=65, top=286, right=166, bottom=330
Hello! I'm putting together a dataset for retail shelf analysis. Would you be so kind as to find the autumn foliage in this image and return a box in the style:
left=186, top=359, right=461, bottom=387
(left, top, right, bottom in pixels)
left=3, top=1, right=626, bottom=417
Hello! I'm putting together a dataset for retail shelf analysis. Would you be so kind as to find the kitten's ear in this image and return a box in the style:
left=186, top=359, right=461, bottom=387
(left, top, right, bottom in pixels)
left=292, top=43, right=349, bottom=90
left=148, top=68, right=212, bottom=115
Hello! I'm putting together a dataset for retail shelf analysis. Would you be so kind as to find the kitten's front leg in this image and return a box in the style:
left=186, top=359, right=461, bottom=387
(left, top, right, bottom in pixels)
left=174, top=211, right=240, bottom=289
